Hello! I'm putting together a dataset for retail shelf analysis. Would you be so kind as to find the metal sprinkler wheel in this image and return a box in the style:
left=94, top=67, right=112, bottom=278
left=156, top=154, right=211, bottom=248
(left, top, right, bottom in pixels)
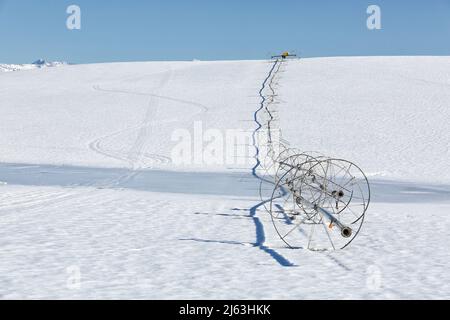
left=256, top=56, right=371, bottom=251
left=268, top=156, right=370, bottom=250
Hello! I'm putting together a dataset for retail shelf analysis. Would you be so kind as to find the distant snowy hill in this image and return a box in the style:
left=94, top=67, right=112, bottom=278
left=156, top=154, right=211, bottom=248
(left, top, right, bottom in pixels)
left=0, top=59, right=68, bottom=73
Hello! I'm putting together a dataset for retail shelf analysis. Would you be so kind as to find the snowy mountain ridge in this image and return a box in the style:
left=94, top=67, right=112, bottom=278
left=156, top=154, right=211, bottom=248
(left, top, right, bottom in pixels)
left=0, top=59, right=68, bottom=73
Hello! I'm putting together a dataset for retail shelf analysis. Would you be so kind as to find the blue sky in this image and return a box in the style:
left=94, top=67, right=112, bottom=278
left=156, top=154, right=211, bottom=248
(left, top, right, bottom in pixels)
left=0, top=0, right=449, bottom=64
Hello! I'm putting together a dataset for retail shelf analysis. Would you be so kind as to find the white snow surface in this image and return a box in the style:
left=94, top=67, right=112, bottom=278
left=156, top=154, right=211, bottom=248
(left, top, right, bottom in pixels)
left=0, top=57, right=450, bottom=299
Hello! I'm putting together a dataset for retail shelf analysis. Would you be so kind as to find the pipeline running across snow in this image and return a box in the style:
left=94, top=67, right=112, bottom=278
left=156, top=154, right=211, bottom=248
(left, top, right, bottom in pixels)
left=249, top=59, right=295, bottom=267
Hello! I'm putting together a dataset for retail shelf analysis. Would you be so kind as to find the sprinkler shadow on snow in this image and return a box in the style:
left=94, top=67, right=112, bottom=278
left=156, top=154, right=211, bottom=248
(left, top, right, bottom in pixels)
left=0, top=163, right=450, bottom=203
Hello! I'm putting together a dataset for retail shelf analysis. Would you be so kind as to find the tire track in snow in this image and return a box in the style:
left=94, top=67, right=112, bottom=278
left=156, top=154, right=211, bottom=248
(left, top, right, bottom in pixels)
left=0, top=188, right=102, bottom=219
left=0, top=68, right=209, bottom=216
left=92, top=85, right=209, bottom=113
left=90, top=69, right=172, bottom=186
left=90, top=68, right=173, bottom=179
left=1, top=70, right=173, bottom=214
left=90, top=74, right=209, bottom=186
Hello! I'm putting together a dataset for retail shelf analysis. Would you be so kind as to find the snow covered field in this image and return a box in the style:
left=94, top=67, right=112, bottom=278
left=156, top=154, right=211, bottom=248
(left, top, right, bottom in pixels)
left=0, top=57, right=449, bottom=299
